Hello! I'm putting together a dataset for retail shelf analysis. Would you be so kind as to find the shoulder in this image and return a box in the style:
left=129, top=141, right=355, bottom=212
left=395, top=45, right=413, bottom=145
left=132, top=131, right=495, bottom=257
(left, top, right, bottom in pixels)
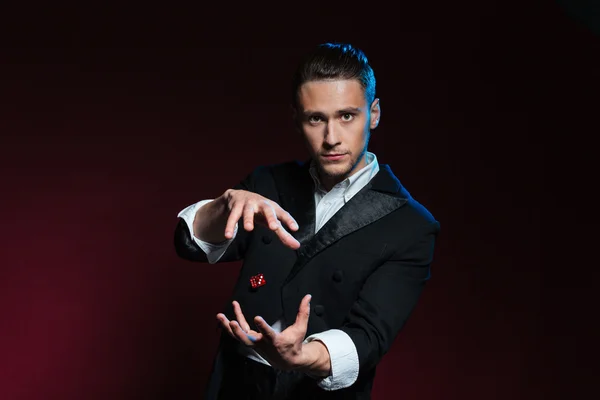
left=244, top=160, right=308, bottom=186
left=401, top=196, right=440, bottom=235
left=268, top=160, right=308, bottom=175
left=384, top=165, right=439, bottom=231
left=405, top=196, right=437, bottom=225
left=246, top=160, right=306, bottom=179
left=236, top=160, right=308, bottom=194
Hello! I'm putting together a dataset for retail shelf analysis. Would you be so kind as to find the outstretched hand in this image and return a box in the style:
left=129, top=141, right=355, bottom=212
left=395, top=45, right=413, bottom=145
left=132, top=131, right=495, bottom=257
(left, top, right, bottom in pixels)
left=221, top=189, right=301, bottom=250
left=216, top=294, right=323, bottom=371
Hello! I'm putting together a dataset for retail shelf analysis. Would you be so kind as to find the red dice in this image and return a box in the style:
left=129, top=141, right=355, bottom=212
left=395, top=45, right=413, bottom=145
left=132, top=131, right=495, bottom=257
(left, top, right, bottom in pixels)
left=250, top=273, right=266, bottom=289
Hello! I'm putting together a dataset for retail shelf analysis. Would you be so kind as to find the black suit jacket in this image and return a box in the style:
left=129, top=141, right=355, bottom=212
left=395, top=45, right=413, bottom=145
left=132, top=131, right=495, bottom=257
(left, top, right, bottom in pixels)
left=174, top=160, right=440, bottom=399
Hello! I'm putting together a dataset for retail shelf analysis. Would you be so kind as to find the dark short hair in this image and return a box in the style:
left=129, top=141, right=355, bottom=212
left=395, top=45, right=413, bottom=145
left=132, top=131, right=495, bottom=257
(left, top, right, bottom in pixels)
left=291, top=42, right=376, bottom=108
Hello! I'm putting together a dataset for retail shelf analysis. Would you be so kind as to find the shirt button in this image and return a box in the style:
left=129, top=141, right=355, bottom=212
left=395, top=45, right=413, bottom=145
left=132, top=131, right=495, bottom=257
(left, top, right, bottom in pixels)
left=314, top=305, right=325, bottom=317
left=332, top=270, right=343, bottom=282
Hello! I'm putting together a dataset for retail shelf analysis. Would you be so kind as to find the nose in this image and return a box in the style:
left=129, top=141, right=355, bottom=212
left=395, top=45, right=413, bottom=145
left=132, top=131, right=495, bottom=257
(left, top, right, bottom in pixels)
left=324, top=121, right=341, bottom=146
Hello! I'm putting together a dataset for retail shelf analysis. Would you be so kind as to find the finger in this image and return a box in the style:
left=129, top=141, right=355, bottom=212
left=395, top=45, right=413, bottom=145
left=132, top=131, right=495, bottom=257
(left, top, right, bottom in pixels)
left=262, top=204, right=301, bottom=250
left=279, top=230, right=301, bottom=250
left=242, top=203, right=256, bottom=232
left=216, top=313, right=235, bottom=338
left=259, top=201, right=281, bottom=231
left=230, top=320, right=261, bottom=346
left=232, top=301, right=250, bottom=332
left=224, top=203, right=244, bottom=238
left=254, top=316, right=277, bottom=342
left=274, top=206, right=299, bottom=232
left=293, top=294, right=312, bottom=330
left=271, top=223, right=300, bottom=250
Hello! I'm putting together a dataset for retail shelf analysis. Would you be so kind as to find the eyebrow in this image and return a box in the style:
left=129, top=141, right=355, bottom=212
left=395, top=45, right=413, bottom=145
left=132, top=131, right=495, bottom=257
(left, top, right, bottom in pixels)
left=302, top=107, right=363, bottom=117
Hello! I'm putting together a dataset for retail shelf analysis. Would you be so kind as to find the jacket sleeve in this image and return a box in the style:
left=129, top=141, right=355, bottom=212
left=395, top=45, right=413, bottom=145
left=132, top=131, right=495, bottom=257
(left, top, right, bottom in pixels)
left=173, top=167, right=266, bottom=263
left=339, top=220, right=440, bottom=373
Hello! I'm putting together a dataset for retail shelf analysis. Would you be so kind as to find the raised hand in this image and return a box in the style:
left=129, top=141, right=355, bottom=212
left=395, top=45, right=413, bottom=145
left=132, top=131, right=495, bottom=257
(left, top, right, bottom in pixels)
left=221, top=189, right=301, bottom=249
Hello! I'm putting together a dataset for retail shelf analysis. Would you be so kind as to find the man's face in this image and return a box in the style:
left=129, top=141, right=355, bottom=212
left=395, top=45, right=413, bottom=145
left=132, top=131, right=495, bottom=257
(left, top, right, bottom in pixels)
left=296, top=79, right=380, bottom=189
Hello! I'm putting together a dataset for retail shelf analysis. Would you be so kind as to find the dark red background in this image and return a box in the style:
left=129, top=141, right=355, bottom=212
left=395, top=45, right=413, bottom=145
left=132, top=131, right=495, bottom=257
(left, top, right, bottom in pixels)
left=0, top=2, right=596, bottom=399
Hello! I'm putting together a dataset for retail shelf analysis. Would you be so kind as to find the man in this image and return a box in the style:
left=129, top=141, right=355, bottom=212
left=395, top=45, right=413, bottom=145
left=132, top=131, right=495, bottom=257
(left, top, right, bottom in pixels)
left=174, top=42, right=440, bottom=399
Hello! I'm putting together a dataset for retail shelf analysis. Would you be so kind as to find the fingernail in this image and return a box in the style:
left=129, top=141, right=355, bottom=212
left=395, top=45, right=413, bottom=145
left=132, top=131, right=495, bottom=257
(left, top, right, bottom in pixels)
left=247, top=334, right=257, bottom=342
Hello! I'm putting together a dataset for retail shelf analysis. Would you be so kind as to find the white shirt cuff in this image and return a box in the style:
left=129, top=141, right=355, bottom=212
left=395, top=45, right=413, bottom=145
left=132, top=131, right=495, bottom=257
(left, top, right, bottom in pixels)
left=177, top=200, right=237, bottom=264
left=305, top=329, right=359, bottom=390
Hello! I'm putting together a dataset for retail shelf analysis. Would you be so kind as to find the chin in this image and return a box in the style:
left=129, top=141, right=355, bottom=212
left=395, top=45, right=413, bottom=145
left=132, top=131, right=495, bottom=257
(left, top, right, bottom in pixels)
left=320, top=163, right=353, bottom=180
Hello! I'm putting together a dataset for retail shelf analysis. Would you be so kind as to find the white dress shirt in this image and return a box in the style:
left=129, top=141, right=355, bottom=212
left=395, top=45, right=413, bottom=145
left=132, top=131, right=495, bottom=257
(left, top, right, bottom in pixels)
left=177, top=152, right=380, bottom=390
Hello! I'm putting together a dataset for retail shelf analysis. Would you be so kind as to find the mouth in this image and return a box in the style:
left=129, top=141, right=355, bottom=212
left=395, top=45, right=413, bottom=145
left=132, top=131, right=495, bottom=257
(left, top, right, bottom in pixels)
left=321, top=153, right=347, bottom=161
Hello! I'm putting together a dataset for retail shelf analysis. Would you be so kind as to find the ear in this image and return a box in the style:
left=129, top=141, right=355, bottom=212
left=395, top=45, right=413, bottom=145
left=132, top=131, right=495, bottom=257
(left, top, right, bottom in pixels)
left=369, top=98, right=381, bottom=129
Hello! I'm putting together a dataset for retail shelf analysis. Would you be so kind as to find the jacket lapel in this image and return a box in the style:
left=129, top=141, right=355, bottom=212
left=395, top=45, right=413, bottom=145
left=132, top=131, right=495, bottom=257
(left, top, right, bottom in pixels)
left=283, top=163, right=409, bottom=285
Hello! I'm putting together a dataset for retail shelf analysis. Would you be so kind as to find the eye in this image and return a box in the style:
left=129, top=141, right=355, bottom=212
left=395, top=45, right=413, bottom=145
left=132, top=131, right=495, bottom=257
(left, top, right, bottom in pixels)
left=341, top=113, right=354, bottom=122
left=308, top=115, right=323, bottom=124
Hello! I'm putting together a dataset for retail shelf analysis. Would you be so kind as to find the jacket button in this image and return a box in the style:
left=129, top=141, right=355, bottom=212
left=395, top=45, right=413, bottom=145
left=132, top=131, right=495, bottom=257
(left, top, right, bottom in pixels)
left=262, top=235, right=272, bottom=244
left=332, top=270, right=343, bottom=282
left=314, top=305, right=324, bottom=316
